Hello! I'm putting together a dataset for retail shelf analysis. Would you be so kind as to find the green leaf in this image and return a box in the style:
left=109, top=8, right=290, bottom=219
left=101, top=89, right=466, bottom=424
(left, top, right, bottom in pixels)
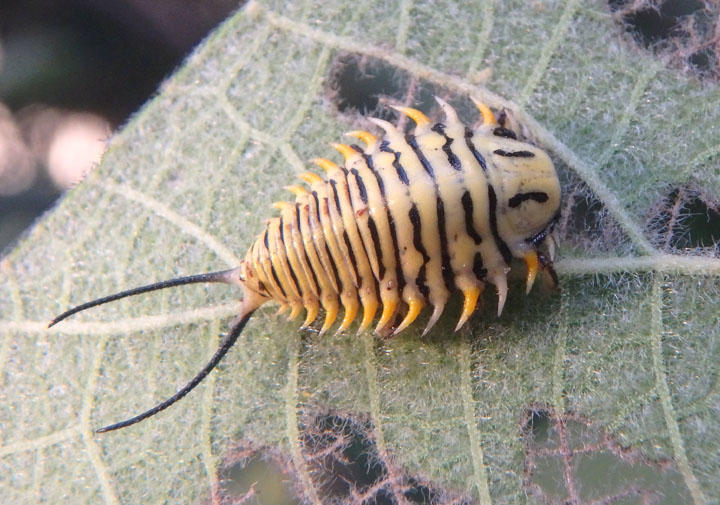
left=2, top=1, right=719, bottom=503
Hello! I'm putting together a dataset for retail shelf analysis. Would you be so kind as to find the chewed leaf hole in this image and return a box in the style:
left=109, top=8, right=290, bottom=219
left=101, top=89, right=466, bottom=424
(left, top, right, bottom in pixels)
left=609, top=0, right=719, bottom=80
left=646, top=186, right=720, bottom=253
left=327, top=53, right=440, bottom=123
left=555, top=176, right=632, bottom=255
left=522, top=406, right=693, bottom=505
left=328, top=54, right=408, bottom=116
left=525, top=407, right=552, bottom=443
left=218, top=410, right=472, bottom=505
left=219, top=447, right=299, bottom=505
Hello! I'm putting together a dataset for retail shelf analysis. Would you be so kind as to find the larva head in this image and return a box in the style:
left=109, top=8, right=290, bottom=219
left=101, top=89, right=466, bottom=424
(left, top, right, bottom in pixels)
left=484, top=135, right=561, bottom=256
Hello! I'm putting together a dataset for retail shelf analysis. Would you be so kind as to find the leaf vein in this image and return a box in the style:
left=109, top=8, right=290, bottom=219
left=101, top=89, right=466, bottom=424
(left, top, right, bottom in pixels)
left=651, top=275, right=707, bottom=505
left=81, top=335, right=120, bottom=505
left=104, top=182, right=242, bottom=266
left=459, top=331, right=493, bottom=505
left=517, top=0, right=581, bottom=108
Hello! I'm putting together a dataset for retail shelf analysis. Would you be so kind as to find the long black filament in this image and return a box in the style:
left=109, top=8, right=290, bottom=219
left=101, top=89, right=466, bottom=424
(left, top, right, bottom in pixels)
left=48, top=269, right=238, bottom=328
left=47, top=267, right=249, bottom=432
left=96, top=311, right=254, bottom=433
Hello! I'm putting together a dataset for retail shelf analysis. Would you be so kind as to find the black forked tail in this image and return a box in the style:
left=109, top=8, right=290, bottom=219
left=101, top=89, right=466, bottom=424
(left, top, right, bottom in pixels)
left=96, top=311, right=254, bottom=433
left=48, top=269, right=239, bottom=328
left=48, top=267, right=250, bottom=432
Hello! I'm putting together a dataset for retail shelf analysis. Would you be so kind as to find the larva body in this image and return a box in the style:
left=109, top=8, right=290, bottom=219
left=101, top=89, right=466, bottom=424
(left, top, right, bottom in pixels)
left=51, top=98, right=561, bottom=432
left=239, top=98, right=561, bottom=336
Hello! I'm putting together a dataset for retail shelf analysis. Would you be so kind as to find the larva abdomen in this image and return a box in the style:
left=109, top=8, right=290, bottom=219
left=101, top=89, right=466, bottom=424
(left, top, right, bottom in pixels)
left=239, top=97, right=561, bottom=337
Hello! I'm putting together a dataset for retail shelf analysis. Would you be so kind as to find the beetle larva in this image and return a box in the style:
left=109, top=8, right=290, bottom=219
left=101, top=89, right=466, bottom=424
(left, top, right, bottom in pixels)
left=50, top=97, right=560, bottom=432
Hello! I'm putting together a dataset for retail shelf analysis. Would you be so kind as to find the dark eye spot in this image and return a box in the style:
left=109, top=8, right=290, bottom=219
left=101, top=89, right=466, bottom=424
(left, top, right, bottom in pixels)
left=508, top=192, right=549, bottom=208
left=494, top=149, right=535, bottom=158
left=493, top=127, right=517, bottom=140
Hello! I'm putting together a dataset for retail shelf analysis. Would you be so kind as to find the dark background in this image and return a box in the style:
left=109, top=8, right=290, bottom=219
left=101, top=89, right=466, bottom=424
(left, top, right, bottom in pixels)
left=0, top=0, right=238, bottom=253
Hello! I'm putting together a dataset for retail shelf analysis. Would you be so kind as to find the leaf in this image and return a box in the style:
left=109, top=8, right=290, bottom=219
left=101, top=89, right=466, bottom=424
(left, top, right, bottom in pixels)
left=2, top=1, right=720, bottom=503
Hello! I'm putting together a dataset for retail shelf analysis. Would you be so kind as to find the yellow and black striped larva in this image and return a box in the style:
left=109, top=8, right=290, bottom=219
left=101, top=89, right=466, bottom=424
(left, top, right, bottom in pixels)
left=50, top=97, right=561, bottom=433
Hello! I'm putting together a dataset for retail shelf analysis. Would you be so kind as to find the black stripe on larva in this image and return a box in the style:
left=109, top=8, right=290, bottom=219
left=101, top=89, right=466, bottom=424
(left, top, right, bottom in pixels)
left=331, top=176, right=364, bottom=287
left=263, top=229, right=270, bottom=249
left=492, top=127, right=517, bottom=140
left=392, top=153, right=409, bottom=185
left=409, top=204, right=430, bottom=298
left=329, top=179, right=343, bottom=213
left=387, top=212, right=406, bottom=291
left=327, top=181, right=360, bottom=286
left=380, top=142, right=409, bottom=185
left=311, top=190, right=321, bottom=210
left=350, top=168, right=368, bottom=204
left=473, top=252, right=488, bottom=280
left=365, top=153, right=404, bottom=291
left=278, top=216, right=285, bottom=245
left=311, top=190, right=343, bottom=293
left=493, top=149, right=535, bottom=158
left=325, top=241, right=343, bottom=292
left=431, top=123, right=462, bottom=171
left=436, top=196, right=454, bottom=290
left=350, top=144, right=364, bottom=153
left=367, top=216, right=385, bottom=279
left=405, top=134, right=434, bottom=177
left=270, top=264, right=287, bottom=298
left=363, top=153, right=377, bottom=174
left=295, top=203, right=320, bottom=294
left=279, top=217, right=303, bottom=297
left=342, top=230, right=359, bottom=285
left=487, top=185, right=513, bottom=264
left=464, top=128, right=488, bottom=174
left=417, top=266, right=429, bottom=298
left=508, top=191, right=549, bottom=208
left=461, top=191, right=482, bottom=245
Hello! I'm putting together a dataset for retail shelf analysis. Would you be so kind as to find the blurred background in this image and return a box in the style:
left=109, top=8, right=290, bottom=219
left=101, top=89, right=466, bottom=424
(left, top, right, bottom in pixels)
left=0, top=0, right=238, bottom=253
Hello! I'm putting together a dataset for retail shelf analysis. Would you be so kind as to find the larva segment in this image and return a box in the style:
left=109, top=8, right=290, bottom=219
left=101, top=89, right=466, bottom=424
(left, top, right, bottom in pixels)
left=368, top=118, right=447, bottom=330
left=273, top=201, right=319, bottom=298
left=335, top=144, right=383, bottom=333
left=288, top=187, right=341, bottom=330
left=345, top=132, right=402, bottom=334
left=312, top=158, right=360, bottom=288
left=339, top=149, right=382, bottom=283
left=318, top=153, right=378, bottom=333
left=453, top=103, right=516, bottom=319
left=273, top=201, right=321, bottom=327
left=297, top=174, right=345, bottom=334
left=247, top=241, right=276, bottom=301
left=267, top=218, right=304, bottom=319
left=304, top=164, right=361, bottom=331
left=299, top=173, right=341, bottom=295
left=366, top=118, right=426, bottom=325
